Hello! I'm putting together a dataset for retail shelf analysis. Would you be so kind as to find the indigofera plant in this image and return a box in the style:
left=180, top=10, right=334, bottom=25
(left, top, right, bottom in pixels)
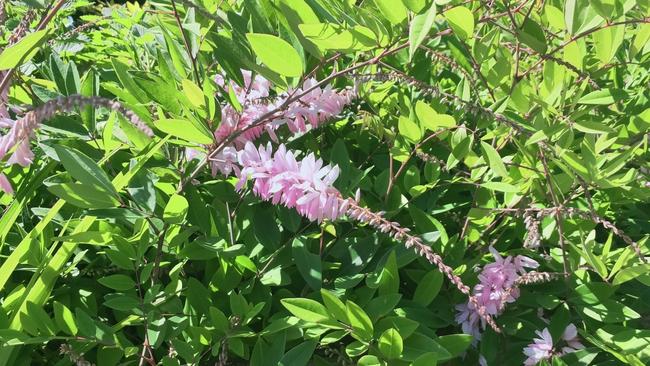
left=0, top=1, right=649, bottom=366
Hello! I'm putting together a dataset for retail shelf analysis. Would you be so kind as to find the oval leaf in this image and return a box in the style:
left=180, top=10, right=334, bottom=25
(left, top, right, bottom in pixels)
left=246, top=33, right=303, bottom=77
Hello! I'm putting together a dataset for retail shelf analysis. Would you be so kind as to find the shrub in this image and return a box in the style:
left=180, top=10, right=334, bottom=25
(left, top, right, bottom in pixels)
left=0, top=1, right=649, bottom=365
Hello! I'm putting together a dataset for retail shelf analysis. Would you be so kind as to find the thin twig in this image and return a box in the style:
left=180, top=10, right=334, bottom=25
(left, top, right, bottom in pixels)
left=170, top=0, right=202, bottom=84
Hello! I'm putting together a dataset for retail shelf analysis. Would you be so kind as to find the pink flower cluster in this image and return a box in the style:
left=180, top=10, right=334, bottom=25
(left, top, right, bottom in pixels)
left=272, top=78, right=357, bottom=134
left=523, top=324, right=584, bottom=365
left=213, top=71, right=275, bottom=148
left=455, top=247, right=538, bottom=339
left=0, top=113, right=40, bottom=195
left=197, top=70, right=356, bottom=176
left=236, top=141, right=348, bottom=222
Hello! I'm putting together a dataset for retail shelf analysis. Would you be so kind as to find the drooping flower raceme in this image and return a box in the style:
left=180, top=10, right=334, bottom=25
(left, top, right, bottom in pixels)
left=522, top=324, right=584, bottom=365
left=236, top=142, right=348, bottom=222
left=232, top=141, right=500, bottom=332
left=0, top=95, right=153, bottom=195
left=455, top=247, right=538, bottom=339
left=0, top=112, right=40, bottom=194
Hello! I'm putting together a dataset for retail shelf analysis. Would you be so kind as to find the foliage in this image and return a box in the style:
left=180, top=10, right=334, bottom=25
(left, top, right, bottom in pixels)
left=0, top=0, right=649, bottom=365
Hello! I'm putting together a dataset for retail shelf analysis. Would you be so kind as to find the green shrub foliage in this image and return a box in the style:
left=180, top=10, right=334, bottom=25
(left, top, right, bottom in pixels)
left=0, top=0, right=649, bottom=365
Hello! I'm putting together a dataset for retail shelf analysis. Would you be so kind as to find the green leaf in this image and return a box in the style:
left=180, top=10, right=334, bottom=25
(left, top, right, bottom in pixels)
left=298, top=24, right=377, bottom=52
left=53, top=301, right=77, bottom=336
left=346, top=300, right=374, bottom=342
left=366, top=294, right=402, bottom=320
left=373, top=0, right=408, bottom=25
left=480, top=142, right=508, bottom=178
left=437, top=334, right=472, bottom=358
left=480, top=181, right=519, bottom=193
left=25, top=302, right=56, bottom=335
left=246, top=33, right=303, bottom=77
left=559, top=150, right=589, bottom=177
left=104, top=294, right=140, bottom=311
left=54, top=145, right=117, bottom=195
left=403, top=333, right=451, bottom=361
left=80, top=69, right=98, bottom=131
left=48, top=183, right=121, bottom=209
left=345, top=341, right=369, bottom=357
left=110, top=59, right=150, bottom=104
left=403, top=0, right=428, bottom=11
left=320, top=289, right=348, bottom=322
left=593, top=25, right=625, bottom=64
left=589, top=0, right=624, bottom=20
left=379, top=328, right=403, bottom=359
left=579, top=299, right=640, bottom=323
left=56, top=231, right=114, bottom=245
left=631, top=24, right=650, bottom=58
left=0, top=30, right=49, bottom=70
left=278, top=0, right=321, bottom=57
left=98, top=274, right=136, bottom=291
left=156, top=118, right=214, bottom=144
left=281, top=298, right=331, bottom=323
left=573, top=120, right=615, bottom=134
left=292, top=238, right=322, bottom=290
left=163, top=194, right=189, bottom=224
left=518, top=18, right=548, bottom=54
left=182, top=79, right=205, bottom=108
left=279, top=340, right=317, bottom=366
left=612, top=264, right=650, bottom=286
left=445, top=6, right=474, bottom=39
left=412, top=353, right=438, bottom=366
left=253, top=208, right=281, bottom=248
left=416, top=101, right=456, bottom=130
left=399, top=116, right=422, bottom=142
left=577, top=89, right=626, bottom=105
left=413, top=270, right=443, bottom=306
left=358, top=355, right=383, bottom=366
left=378, top=251, right=400, bottom=295
left=409, top=5, right=437, bottom=61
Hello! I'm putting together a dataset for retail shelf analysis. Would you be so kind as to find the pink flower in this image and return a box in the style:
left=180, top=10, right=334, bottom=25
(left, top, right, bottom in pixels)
left=236, top=142, right=346, bottom=222
left=278, top=78, right=357, bottom=133
left=522, top=324, right=584, bottom=365
left=190, top=70, right=357, bottom=179
left=561, top=324, right=584, bottom=352
left=215, top=70, right=271, bottom=103
left=210, top=146, right=240, bottom=177
left=0, top=173, right=13, bottom=195
left=208, top=70, right=356, bottom=171
left=0, top=113, right=39, bottom=167
left=523, top=328, right=554, bottom=366
left=456, top=247, right=538, bottom=339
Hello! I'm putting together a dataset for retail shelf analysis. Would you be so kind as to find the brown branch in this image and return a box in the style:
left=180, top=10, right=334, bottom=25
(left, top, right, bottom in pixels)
left=170, top=0, right=202, bottom=84
left=516, top=18, right=650, bottom=84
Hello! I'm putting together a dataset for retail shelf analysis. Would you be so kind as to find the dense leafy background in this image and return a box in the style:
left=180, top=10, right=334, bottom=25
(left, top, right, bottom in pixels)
left=0, top=0, right=649, bottom=365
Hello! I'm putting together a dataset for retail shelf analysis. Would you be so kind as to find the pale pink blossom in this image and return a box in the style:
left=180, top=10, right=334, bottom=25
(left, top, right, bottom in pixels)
left=456, top=247, right=538, bottom=339
left=210, top=146, right=240, bottom=177
left=523, top=328, right=554, bottom=366
left=0, top=173, right=13, bottom=195
left=0, top=113, right=39, bottom=167
left=523, top=324, right=584, bottom=365
left=275, top=78, right=357, bottom=133
left=236, top=142, right=345, bottom=222
left=561, top=324, right=584, bottom=352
